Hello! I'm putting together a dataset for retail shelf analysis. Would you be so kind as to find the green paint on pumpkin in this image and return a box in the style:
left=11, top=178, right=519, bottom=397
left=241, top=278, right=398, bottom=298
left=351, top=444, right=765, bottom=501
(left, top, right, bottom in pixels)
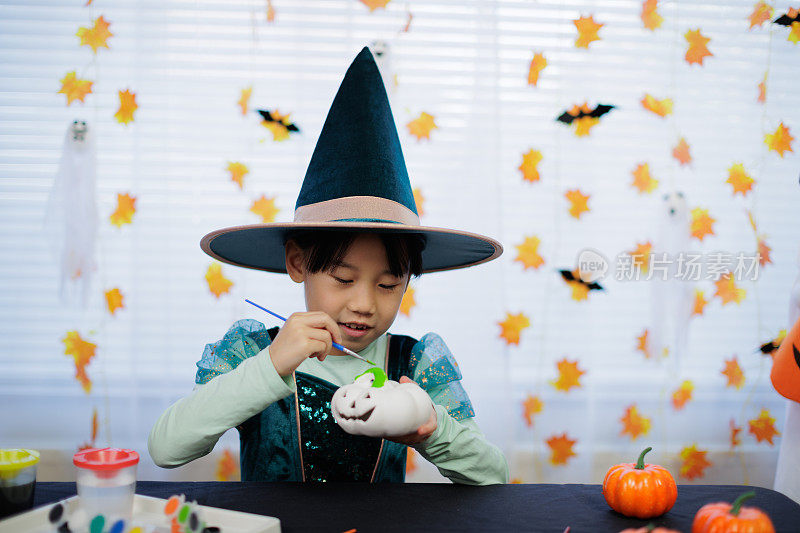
left=355, top=367, right=387, bottom=388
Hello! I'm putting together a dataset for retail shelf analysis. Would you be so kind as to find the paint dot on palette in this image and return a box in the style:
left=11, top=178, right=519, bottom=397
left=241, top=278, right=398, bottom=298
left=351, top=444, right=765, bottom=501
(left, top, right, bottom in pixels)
left=90, top=515, right=105, bottom=533
left=164, top=495, right=181, bottom=515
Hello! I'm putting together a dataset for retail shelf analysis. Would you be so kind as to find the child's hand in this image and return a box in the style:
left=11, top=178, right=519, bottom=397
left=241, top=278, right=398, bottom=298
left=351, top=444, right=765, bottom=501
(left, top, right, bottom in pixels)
left=386, top=376, right=438, bottom=445
left=268, top=311, right=343, bottom=376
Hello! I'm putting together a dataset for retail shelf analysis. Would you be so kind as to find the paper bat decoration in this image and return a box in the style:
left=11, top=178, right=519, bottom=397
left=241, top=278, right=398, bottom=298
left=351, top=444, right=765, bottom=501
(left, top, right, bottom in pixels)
left=257, top=109, right=300, bottom=140
left=758, top=331, right=786, bottom=356
left=773, top=10, right=800, bottom=26
left=556, top=103, right=614, bottom=124
left=559, top=269, right=604, bottom=291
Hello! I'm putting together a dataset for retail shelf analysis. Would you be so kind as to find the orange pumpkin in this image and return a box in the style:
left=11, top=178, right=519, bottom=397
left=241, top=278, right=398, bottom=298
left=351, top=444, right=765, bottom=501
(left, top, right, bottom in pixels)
left=603, top=447, right=677, bottom=519
left=692, top=491, right=775, bottom=533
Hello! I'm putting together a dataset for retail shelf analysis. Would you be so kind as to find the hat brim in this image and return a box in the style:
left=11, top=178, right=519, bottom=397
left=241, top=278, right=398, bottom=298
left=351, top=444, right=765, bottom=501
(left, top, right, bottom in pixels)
left=200, top=222, right=503, bottom=274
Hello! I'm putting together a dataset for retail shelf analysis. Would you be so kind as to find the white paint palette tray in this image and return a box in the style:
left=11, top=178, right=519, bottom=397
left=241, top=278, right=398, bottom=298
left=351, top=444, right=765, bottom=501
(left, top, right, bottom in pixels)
left=0, top=494, right=281, bottom=533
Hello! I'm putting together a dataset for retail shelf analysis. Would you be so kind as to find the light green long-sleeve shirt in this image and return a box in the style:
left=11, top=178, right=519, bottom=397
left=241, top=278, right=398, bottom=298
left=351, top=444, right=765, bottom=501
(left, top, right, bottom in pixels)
left=148, top=333, right=508, bottom=485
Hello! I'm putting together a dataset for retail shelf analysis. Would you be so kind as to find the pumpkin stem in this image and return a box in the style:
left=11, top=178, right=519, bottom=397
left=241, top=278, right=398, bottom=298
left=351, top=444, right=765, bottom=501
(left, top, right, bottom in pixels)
left=635, top=447, right=653, bottom=469
left=730, top=491, right=756, bottom=516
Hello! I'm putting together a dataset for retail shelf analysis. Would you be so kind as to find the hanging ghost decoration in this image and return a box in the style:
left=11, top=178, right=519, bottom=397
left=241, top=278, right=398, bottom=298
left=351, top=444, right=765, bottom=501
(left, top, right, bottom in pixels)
left=331, top=368, right=433, bottom=438
left=44, top=120, right=97, bottom=305
left=649, top=191, right=694, bottom=368
left=369, top=40, right=397, bottom=97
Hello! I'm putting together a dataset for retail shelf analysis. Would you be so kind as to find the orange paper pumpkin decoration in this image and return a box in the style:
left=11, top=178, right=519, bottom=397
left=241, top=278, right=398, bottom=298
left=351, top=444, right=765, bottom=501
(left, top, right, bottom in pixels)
left=770, top=316, right=800, bottom=403
left=692, top=491, right=775, bottom=533
left=603, top=447, right=678, bottom=519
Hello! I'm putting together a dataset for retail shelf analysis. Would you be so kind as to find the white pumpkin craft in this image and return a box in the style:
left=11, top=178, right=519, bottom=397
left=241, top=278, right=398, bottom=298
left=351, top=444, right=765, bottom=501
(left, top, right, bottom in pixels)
left=331, top=368, right=433, bottom=438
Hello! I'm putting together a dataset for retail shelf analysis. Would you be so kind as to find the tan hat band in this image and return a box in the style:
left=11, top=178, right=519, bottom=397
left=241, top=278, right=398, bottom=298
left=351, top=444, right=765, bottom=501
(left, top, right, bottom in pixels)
left=293, top=196, right=420, bottom=225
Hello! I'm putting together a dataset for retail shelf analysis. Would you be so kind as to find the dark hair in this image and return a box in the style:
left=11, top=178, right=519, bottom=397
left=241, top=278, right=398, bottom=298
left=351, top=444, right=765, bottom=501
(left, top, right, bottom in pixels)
left=285, top=230, right=426, bottom=278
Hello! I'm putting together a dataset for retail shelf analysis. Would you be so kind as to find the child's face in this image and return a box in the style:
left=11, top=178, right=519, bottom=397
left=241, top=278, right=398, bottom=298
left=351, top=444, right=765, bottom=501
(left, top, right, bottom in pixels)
left=287, top=233, right=410, bottom=353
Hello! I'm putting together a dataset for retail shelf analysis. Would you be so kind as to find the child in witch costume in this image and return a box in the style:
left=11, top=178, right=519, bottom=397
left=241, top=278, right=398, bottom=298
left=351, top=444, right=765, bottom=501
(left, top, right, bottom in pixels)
left=148, top=48, right=508, bottom=484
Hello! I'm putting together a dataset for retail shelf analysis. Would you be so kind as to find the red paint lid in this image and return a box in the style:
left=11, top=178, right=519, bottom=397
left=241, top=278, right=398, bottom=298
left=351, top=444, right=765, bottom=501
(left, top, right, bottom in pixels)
left=73, top=448, right=139, bottom=471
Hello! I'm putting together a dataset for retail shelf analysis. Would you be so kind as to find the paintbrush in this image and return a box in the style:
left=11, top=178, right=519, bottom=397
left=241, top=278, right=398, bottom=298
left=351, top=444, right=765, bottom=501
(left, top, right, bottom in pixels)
left=244, top=299, right=374, bottom=364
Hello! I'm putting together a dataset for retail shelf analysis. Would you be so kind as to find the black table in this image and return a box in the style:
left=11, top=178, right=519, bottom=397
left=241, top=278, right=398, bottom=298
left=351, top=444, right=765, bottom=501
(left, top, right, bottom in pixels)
left=32, top=482, right=800, bottom=532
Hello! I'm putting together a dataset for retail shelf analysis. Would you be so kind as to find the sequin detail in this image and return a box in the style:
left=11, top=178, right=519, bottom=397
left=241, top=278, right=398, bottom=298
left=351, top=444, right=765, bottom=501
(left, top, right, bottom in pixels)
left=410, top=333, right=475, bottom=420
left=296, top=374, right=380, bottom=482
left=195, top=319, right=271, bottom=385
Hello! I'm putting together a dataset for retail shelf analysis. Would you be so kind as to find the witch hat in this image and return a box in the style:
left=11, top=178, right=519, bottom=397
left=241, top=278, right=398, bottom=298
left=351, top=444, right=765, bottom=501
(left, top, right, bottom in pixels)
left=201, top=47, right=502, bottom=273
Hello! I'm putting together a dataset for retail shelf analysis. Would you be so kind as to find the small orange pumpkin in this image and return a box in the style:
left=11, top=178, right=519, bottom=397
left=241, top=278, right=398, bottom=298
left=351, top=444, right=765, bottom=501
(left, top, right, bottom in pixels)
left=692, top=491, right=775, bottom=533
left=603, top=447, right=678, bottom=519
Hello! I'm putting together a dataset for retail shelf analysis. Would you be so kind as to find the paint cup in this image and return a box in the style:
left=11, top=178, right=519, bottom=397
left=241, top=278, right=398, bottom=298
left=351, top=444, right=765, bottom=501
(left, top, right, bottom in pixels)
left=73, top=448, right=139, bottom=523
left=0, top=449, right=40, bottom=519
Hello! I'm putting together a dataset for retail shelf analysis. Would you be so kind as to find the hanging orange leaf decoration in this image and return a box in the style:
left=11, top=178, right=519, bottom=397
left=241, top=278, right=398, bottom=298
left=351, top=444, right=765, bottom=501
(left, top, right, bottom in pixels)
left=206, top=263, right=233, bottom=298
left=631, top=163, right=659, bottom=194
left=764, top=122, right=794, bottom=157
left=671, top=380, right=694, bottom=410
left=110, top=192, right=137, bottom=227
left=58, top=71, right=93, bottom=106
left=360, top=0, right=390, bottom=11
left=546, top=433, right=577, bottom=465
left=514, top=236, right=545, bottom=270
left=749, top=2, right=774, bottom=29
left=636, top=329, right=652, bottom=359
left=522, top=394, right=543, bottom=427
left=641, top=94, right=673, bottom=117
left=672, top=137, right=692, bottom=166
left=259, top=110, right=297, bottom=142
left=574, top=15, right=603, bottom=48
left=714, top=274, right=746, bottom=305
left=63, top=331, right=97, bottom=394
left=565, top=103, right=602, bottom=136
left=721, top=357, right=745, bottom=389
left=757, top=74, right=767, bottom=104
left=757, top=236, right=772, bottom=267
left=692, top=290, right=709, bottom=316
left=215, top=449, right=239, bottom=481
left=77, top=15, right=113, bottom=54
left=690, top=207, right=715, bottom=241
left=91, top=407, right=99, bottom=443
left=680, top=444, right=711, bottom=479
left=399, top=286, right=416, bottom=317
left=630, top=242, right=653, bottom=273
left=237, top=87, right=252, bottom=116
left=726, top=163, right=754, bottom=197
left=227, top=162, right=249, bottom=190
left=746, top=209, right=758, bottom=233
left=551, top=358, right=586, bottom=392
left=790, top=21, right=800, bottom=43
left=412, top=188, right=425, bottom=216
left=114, top=89, right=138, bottom=125
left=406, top=112, right=437, bottom=141
left=528, top=52, right=547, bottom=86
left=641, top=0, right=663, bottom=30
left=498, top=312, right=530, bottom=345
left=105, top=287, right=125, bottom=316
left=685, top=29, right=713, bottom=65
left=565, top=189, right=590, bottom=219
left=620, top=405, right=651, bottom=440
left=749, top=409, right=780, bottom=445
left=250, top=195, right=279, bottom=223
left=519, top=149, right=543, bottom=183
left=406, top=448, right=417, bottom=474
left=730, top=419, right=742, bottom=448
left=567, top=277, right=590, bottom=301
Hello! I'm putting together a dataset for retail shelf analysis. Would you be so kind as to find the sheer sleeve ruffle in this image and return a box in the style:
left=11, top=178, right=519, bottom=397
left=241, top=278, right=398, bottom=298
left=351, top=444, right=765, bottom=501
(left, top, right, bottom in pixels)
left=195, top=319, right=273, bottom=385
left=410, top=333, right=475, bottom=421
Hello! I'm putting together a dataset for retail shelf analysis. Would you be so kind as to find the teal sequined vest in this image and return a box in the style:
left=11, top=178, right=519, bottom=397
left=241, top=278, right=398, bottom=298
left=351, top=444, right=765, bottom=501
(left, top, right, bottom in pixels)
left=237, top=328, right=418, bottom=482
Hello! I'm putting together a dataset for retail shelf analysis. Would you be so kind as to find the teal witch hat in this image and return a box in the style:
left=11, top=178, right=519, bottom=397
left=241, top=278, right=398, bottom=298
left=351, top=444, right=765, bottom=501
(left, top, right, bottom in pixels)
left=201, top=47, right=502, bottom=273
